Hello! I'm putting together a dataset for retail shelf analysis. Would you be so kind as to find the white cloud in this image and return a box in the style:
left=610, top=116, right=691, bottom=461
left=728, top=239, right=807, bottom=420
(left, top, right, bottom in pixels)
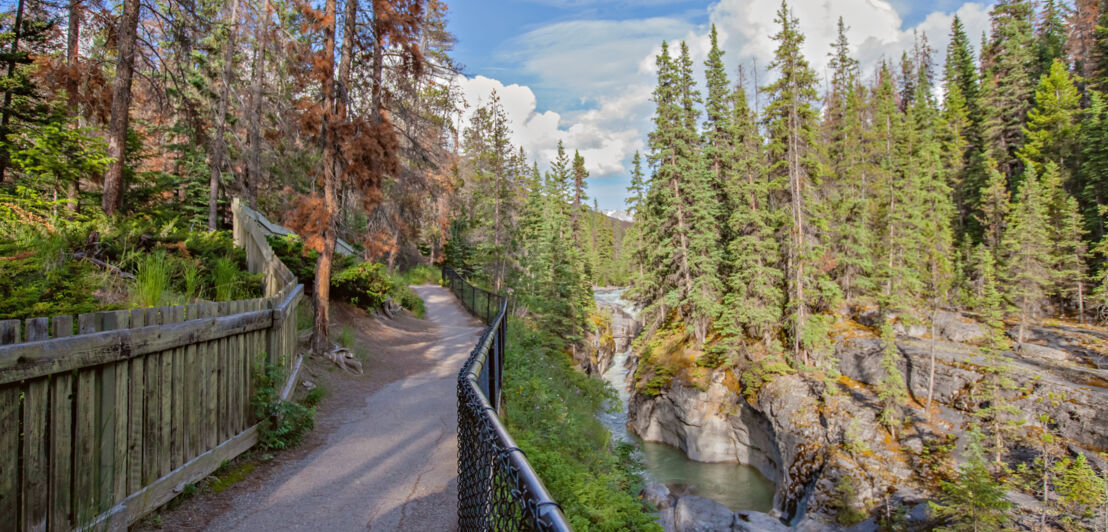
left=455, top=76, right=647, bottom=178
left=461, top=1, right=994, bottom=207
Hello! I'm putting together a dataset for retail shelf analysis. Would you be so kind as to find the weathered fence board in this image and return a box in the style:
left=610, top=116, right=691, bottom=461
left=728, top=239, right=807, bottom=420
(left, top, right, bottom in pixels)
left=0, top=200, right=304, bottom=531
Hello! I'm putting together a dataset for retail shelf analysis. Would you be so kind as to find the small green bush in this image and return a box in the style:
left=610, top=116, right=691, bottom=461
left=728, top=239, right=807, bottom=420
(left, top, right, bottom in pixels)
left=332, top=262, right=392, bottom=310
left=392, top=284, right=427, bottom=318
left=252, top=357, right=315, bottom=450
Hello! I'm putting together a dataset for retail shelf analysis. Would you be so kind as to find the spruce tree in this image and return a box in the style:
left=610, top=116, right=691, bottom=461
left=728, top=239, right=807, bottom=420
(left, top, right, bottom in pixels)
left=825, top=18, right=875, bottom=302
left=1078, top=91, right=1108, bottom=243
left=977, top=160, right=1011, bottom=259
left=981, top=0, right=1037, bottom=180
left=762, top=0, right=828, bottom=366
left=718, top=64, right=784, bottom=352
left=1034, top=0, right=1069, bottom=79
left=1002, top=165, right=1052, bottom=345
left=877, top=320, right=907, bottom=439
left=702, top=24, right=733, bottom=225
left=1041, top=162, right=1089, bottom=320
left=931, top=427, right=1012, bottom=531
left=973, top=245, right=1025, bottom=464
left=1019, top=58, right=1080, bottom=187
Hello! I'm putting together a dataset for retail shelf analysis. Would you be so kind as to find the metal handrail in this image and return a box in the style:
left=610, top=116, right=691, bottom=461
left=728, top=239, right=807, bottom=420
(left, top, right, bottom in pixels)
left=446, top=266, right=572, bottom=531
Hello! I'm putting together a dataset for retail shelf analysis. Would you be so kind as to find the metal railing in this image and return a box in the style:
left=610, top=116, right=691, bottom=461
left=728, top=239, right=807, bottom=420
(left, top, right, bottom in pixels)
left=445, top=267, right=572, bottom=531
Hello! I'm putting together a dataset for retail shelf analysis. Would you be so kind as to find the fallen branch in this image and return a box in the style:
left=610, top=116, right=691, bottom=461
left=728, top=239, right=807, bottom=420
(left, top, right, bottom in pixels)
left=74, top=252, right=136, bottom=279
left=320, top=345, right=363, bottom=375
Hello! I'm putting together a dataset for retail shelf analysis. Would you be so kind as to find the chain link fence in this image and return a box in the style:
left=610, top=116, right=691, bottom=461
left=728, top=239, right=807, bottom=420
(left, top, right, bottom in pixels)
left=445, top=267, right=572, bottom=531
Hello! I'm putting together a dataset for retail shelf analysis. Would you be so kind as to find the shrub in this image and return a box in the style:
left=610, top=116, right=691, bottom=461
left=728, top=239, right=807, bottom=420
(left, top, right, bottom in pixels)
left=503, top=319, right=661, bottom=531
left=332, top=262, right=392, bottom=310
left=251, top=357, right=316, bottom=450
left=392, top=284, right=427, bottom=318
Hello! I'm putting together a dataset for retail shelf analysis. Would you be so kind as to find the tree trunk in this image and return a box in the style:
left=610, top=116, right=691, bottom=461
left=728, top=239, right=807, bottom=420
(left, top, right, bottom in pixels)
left=209, top=0, right=241, bottom=231
left=66, top=0, right=82, bottom=214
left=310, top=0, right=340, bottom=356
left=102, top=0, right=141, bottom=216
left=927, top=305, right=937, bottom=420
left=245, top=0, right=271, bottom=209
left=0, top=0, right=25, bottom=184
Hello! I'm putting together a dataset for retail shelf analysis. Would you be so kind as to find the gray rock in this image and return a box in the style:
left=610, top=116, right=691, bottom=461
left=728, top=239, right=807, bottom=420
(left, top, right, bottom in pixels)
left=907, top=502, right=931, bottom=525
left=732, top=510, right=788, bottom=532
left=843, top=518, right=878, bottom=532
left=643, top=483, right=674, bottom=510
left=1017, top=342, right=1068, bottom=362
left=673, top=496, right=735, bottom=532
left=792, top=515, right=843, bottom=531
left=934, top=311, right=986, bottom=343
left=655, top=507, right=676, bottom=532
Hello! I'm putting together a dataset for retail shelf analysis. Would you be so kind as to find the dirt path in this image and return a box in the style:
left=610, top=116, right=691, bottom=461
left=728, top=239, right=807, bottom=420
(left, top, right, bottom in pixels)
left=195, top=285, right=482, bottom=531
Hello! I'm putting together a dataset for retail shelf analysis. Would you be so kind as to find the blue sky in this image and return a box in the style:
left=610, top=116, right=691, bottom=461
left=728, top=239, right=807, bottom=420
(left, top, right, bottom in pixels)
left=446, top=0, right=994, bottom=211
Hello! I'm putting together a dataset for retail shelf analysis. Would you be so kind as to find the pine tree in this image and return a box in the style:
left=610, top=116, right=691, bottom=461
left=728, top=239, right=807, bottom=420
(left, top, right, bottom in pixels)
left=1092, top=0, right=1108, bottom=91
left=718, top=64, right=784, bottom=352
left=1019, top=58, right=1080, bottom=187
left=702, top=24, right=733, bottom=225
left=625, top=151, right=648, bottom=291
left=825, top=18, right=875, bottom=302
left=1078, top=91, right=1108, bottom=243
left=931, top=427, right=1012, bottom=531
left=973, top=245, right=1025, bottom=464
left=1069, top=0, right=1101, bottom=81
left=762, top=0, right=828, bottom=365
left=942, top=18, right=981, bottom=241
left=1002, top=165, right=1052, bottom=345
left=981, top=0, right=1037, bottom=180
left=1034, top=0, right=1069, bottom=79
left=877, top=320, right=906, bottom=439
left=977, top=160, right=1011, bottom=259
left=1041, top=162, right=1089, bottom=321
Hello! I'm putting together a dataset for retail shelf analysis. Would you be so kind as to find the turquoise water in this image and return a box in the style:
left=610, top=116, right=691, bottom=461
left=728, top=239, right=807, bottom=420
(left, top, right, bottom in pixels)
left=594, top=289, right=775, bottom=513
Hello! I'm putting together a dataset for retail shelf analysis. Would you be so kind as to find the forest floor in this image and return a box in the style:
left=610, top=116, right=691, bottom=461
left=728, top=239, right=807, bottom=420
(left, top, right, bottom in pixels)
left=138, top=285, right=482, bottom=531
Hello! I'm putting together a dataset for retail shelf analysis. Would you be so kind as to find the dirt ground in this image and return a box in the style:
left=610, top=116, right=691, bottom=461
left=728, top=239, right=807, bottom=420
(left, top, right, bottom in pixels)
left=136, top=287, right=480, bottom=531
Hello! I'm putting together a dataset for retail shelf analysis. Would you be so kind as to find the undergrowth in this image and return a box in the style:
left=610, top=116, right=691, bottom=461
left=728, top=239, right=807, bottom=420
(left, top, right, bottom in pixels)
left=503, top=318, right=661, bottom=531
left=252, top=357, right=315, bottom=450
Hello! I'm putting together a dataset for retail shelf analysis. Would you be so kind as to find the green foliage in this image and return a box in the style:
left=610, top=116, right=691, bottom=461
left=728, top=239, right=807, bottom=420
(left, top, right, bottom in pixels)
left=332, top=262, right=392, bottom=311
left=134, top=252, right=172, bottom=307
left=502, top=319, right=660, bottom=531
left=391, top=284, right=427, bottom=318
left=9, top=111, right=112, bottom=194
left=266, top=233, right=356, bottom=287
left=337, top=327, right=355, bottom=349
left=251, top=357, right=315, bottom=450
left=302, top=386, right=326, bottom=408
left=394, top=264, right=440, bottom=286
left=740, top=355, right=795, bottom=403
left=1053, top=453, right=1106, bottom=518
left=931, top=428, right=1012, bottom=531
left=834, top=475, right=868, bottom=525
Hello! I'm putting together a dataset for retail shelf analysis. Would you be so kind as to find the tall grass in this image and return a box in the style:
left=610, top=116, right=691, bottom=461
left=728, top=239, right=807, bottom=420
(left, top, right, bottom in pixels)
left=213, top=257, right=238, bottom=301
left=182, top=260, right=201, bottom=300
left=395, top=264, right=440, bottom=286
left=134, top=252, right=171, bottom=307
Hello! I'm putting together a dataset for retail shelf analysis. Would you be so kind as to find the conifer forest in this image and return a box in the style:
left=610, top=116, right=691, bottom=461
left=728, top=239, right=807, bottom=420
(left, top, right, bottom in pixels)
left=2, top=0, right=1108, bottom=529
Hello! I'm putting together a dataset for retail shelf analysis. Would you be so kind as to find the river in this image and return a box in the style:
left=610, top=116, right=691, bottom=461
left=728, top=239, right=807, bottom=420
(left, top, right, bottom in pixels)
left=594, top=288, right=775, bottom=513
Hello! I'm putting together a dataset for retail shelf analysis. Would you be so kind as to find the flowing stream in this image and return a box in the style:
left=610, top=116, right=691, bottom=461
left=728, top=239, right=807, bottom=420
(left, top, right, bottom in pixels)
left=594, top=288, right=775, bottom=513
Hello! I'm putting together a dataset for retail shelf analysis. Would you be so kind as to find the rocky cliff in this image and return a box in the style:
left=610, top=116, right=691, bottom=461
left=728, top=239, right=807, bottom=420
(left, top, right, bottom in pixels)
left=626, top=309, right=1108, bottom=529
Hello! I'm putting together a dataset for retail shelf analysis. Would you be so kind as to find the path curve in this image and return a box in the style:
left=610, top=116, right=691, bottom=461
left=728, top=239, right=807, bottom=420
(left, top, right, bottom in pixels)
left=204, top=285, right=482, bottom=531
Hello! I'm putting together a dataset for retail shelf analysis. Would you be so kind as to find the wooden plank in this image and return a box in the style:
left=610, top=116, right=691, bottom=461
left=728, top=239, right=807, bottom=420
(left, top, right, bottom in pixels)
left=161, top=307, right=177, bottom=474
left=184, top=305, right=200, bottom=461
left=170, top=307, right=185, bottom=470
left=48, top=317, right=74, bottom=532
left=127, top=310, right=145, bottom=495
left=143, top=310, right=161, bottom=486
left=95, top=311, right=128, bottom=512
left=72, top=320, right=98, bottom=525
left=0, top=320, right=22, bottom=530
left=203, top=304, right=219, bottom=451
left=83, top=423, right=261, bottom=532
left=23, top=318, right=50, bottom=532
left=0, top=310, right=274, bottom=385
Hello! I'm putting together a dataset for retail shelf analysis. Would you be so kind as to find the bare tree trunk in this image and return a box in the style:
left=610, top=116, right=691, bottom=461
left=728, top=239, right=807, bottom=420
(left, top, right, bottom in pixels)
left=102, top=0, right=141, bottom=216
left=310, top=0, right=340, bottom=356
left=245, top=0, right=271, bottom=209
left=0, top=0, right=25, bottom=183
left=66, top=0, right=82, bottom=214
left=209, top=0, right=241, bottom=230
left=927, top=305, right=937, bottom=420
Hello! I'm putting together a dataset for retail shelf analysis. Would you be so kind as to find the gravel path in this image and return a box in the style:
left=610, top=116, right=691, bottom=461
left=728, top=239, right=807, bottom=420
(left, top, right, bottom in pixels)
left=203, top=285, right=481, bottom=531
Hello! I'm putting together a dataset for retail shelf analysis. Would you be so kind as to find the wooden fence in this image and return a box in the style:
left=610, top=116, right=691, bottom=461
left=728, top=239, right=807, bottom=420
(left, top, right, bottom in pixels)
left=0, top=199, right=304, bottom=531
